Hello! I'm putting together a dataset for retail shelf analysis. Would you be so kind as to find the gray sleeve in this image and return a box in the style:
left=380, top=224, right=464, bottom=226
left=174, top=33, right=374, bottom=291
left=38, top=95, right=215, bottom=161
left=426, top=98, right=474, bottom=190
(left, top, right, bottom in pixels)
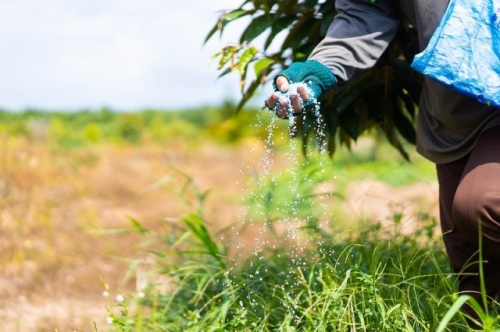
left=309, top=0, right=401, bottom=85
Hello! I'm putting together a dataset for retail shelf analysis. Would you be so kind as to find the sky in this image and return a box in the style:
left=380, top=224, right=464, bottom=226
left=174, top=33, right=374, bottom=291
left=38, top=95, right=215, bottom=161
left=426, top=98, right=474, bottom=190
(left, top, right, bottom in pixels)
left=0, top=0, right=261, bottom=111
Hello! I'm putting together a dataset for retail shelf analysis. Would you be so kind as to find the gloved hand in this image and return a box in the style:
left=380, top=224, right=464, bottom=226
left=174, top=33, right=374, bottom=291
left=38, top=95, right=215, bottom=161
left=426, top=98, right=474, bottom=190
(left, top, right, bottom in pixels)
left=265, top=60, right=336, bottom=118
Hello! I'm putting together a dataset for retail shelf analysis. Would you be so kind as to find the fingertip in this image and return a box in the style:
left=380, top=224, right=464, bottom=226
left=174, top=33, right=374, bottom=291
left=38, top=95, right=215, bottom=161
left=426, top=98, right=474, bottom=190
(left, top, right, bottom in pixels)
left=276, top=76, right=289, bottom=92
left=290, top=93, right=302, bottom=113
left=267, top=93, right=278, bottom=107
left=298, top=85, right=309, bottom=101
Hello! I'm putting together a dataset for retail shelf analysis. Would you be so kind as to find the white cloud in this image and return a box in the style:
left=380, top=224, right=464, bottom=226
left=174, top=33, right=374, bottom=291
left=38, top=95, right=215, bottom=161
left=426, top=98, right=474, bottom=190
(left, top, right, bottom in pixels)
left=0, top=0, right=251, bottom=110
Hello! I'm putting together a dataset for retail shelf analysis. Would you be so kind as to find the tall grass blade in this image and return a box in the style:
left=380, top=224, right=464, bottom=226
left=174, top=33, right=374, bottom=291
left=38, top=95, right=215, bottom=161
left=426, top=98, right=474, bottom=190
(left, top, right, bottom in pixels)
left=437, top=295, right=473, bottom=332
left=182, top=213, right=226, bottom=269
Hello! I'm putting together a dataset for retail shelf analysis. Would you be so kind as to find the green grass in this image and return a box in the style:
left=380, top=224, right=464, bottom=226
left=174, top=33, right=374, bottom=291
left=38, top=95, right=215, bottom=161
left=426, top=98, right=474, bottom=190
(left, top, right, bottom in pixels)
left=103, top=175, right=499, bottom=332
left=103, top=210, right=466, bottom=331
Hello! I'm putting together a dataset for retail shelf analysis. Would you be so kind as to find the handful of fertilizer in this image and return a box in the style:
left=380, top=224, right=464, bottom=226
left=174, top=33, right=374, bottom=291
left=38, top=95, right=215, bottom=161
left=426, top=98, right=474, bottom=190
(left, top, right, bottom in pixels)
left=264, top=82, right=319, bottom=118
left=264, top=60, right=336, bottom=118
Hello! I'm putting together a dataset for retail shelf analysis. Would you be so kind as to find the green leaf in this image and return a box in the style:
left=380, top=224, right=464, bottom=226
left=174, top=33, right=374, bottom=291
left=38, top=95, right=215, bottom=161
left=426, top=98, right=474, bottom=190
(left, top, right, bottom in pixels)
left=382, top=85, right=397, bottom=119
left=390, top=59, right=422, bottom=103
left=339, top=128, right=353, bottom=149
left=437, top=295, right=478, bottom=332
left=217, top=66, right=233, bottom=78
left=223, top=9, right=251, bottom=22
left=215, top=45, right=241, bottom=71
left=395, top=20, right=420, bottom=62
left=339, top=106, right=359, bottom=140
left=240, top=14, right=271, bottom=43
left=320, top=11, right=336, bottom=35
left=399, top=90, right=416, bottom=118
left=319, top=0, right=336, bottom=15
left=204, top=10, right=252, bottom=43
left=204, top=24, right=219, bottom=44
left=302, top=0, right=317, bottom=11
left=264, top=16, right=296, bottom=50
left=382, top=120, right=410, bottom=161
left=324, top=113, right=339, bottom=138
left=327, top=136, right=336, bottom=157
left=282, top=16, right=318, bottom=50
left=294, top=52, right=309, bottom=62
left=182, top=213, right=226, bottom=269
left=331, top=71, right=379, bottom=114
left=128, top=216, right=148, bottom=235
left=393, top=106, right=416, bottom=144
left=238, top=46, right=258, bottom=75
left=253, top=58, right=275, bottom=76
left=251, top=0, right=262, bottom=9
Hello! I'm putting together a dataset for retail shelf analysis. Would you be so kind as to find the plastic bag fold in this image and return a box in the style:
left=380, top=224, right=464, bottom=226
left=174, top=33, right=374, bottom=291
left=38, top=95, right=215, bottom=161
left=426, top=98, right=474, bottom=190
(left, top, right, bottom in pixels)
left=411, top=0, right=500, bottom=108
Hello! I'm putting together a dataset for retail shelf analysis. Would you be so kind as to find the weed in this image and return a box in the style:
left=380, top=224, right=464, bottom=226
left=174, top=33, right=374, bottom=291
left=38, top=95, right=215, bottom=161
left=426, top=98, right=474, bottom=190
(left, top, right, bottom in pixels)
left=104, top=176, right=493, bottom=331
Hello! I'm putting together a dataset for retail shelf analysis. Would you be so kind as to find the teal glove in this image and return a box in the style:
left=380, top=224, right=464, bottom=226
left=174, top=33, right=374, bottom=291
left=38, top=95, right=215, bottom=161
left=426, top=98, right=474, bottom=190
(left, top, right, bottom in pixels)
left=273, top=60, right=336, bottom=109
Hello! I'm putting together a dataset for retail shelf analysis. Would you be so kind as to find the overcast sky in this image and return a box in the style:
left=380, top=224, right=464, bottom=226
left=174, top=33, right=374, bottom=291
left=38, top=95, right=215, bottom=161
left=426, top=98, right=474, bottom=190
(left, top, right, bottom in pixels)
left=0, top=1, right=262, bottom=111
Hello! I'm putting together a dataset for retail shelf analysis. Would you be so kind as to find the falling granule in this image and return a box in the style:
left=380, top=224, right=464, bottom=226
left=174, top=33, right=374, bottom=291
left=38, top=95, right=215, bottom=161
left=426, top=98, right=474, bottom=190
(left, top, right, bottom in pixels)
left=230, top=83, right=337, bottom=322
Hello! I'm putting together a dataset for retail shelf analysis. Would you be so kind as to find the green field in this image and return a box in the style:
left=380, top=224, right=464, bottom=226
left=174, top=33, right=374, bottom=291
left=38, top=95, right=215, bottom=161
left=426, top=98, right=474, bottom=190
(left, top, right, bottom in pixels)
left=0, top=108, right=497, bottom=331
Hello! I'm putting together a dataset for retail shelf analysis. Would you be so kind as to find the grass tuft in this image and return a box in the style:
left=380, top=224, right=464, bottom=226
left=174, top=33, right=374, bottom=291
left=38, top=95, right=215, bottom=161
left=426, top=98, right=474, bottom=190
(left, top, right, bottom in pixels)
left=104, top=178, right=499, bottom=331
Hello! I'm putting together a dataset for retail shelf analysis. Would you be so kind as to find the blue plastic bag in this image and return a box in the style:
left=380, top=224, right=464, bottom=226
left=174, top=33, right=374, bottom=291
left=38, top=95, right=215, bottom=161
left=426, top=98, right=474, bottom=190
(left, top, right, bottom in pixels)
left=411, top=0, right=500, bottom=108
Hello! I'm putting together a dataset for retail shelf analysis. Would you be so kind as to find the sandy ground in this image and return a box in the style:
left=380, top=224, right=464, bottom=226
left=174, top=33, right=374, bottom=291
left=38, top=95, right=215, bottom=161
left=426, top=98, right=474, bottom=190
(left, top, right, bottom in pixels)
left=0, top=138, right=439, bottom=331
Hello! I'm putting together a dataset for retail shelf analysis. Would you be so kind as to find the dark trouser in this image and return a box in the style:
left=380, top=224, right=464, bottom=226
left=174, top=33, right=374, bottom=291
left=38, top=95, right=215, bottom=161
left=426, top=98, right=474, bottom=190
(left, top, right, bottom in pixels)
left=437, top=127, right=500, bottom=311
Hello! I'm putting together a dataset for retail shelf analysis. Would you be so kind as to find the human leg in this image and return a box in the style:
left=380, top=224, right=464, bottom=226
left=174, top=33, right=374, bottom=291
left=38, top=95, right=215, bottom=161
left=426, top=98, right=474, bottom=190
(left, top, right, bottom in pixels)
left=436, top=155, right=488, bottom=301
left=452, top=127, right=500, bottom=300
left=436, top=127, right=500, bottom=327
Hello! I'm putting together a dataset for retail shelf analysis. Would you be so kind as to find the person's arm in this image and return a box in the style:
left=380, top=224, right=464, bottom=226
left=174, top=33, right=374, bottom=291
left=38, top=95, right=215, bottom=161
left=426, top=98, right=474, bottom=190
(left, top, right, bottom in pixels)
left=310, top=0, right=401, bottom=85
left=267, top=0, right=401, bottom=117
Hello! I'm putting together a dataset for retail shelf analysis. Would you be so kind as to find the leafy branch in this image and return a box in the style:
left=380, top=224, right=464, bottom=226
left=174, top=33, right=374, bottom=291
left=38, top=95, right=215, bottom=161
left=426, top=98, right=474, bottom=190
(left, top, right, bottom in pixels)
left=206, top=0, right=423, bottom=160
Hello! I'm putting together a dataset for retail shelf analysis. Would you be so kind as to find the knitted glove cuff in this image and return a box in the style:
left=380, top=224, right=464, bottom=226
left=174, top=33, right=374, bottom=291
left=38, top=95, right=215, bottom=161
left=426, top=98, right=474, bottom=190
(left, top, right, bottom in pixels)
left=273, top=60, right=336, bottom=104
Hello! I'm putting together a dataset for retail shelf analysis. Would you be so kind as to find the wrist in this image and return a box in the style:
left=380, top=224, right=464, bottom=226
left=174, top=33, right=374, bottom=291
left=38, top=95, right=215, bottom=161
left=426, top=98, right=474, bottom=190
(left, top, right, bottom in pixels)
left=274, top=60, right=336, bottom=98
